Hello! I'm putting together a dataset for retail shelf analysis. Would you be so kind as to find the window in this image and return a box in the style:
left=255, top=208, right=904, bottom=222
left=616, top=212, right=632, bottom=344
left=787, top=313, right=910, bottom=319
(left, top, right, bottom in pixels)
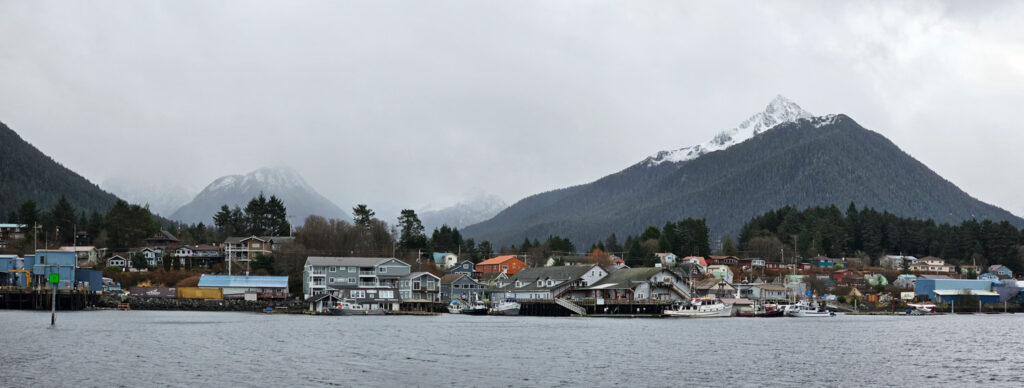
left=350, top=290, right=365, bottom=298
left=330, top=266, right=337, bottom=272
left=347, top=277, right=355, bottom=283
left=502, top=265, right=509, bottom=271
left=329, top=277, right=335, bottom=283
left=380, top=290, right=394, bottom=299
left=252, top=243, right=260, bottom=248
left=348, top=267, right=356, bottom=273
left=378, top=267, right=386, bottom=273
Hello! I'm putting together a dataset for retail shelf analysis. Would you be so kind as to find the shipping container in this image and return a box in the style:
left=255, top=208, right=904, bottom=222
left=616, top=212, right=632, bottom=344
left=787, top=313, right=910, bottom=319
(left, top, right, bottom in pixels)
left=177, top=287, right=223, bottom=299
left=130, top=287, right=177, bottom=298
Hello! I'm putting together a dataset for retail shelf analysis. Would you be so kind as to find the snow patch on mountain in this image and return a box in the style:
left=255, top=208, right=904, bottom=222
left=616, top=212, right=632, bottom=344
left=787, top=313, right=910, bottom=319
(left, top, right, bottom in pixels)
left=644, top=95, right=814, bottom=166
left=420, top=193, right=508, bottom=231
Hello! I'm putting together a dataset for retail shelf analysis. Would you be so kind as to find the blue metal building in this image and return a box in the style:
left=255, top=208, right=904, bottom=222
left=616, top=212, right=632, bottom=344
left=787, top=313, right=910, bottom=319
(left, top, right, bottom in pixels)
left=26, top=250, right=77, bottom=290
left=915, top=278, right=999, bottom=303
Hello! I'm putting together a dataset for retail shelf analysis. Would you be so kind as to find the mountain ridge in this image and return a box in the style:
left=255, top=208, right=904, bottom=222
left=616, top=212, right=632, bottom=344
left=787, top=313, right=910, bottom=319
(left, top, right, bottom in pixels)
left=463, top=103, right=1023, bottom=248
left=170, top=166, right=347, bottom=226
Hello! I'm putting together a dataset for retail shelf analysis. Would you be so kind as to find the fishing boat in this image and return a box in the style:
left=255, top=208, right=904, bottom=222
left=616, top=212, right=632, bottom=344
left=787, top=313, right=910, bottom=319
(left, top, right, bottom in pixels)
left=788, top=301, right=835, bottom=317
left=735, top=303, right=784, bottom=317
left=328, top=300, right=389, bottom=316
left=664, top=296, right=733, bottom=317
left=461, top=301, right=490, bottom=315
left=489, top=300, right=521, bottom=316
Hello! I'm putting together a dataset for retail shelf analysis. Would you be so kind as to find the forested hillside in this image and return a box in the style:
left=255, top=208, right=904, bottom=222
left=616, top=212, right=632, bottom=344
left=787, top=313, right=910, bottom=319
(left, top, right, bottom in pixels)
left=0, top=121, right=121, bottom=218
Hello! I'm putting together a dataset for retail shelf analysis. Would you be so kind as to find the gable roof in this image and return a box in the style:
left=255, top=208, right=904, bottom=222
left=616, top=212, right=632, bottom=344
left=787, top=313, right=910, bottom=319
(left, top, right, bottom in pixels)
left=478, top=255, right=520, bottom=266
left=477, top=272, right=508, bottom=282
left=496, top=265, right=600, bottom=291
left=403, top=271, right=441, bottom=280
left=305, top=256, right=409, bottom=268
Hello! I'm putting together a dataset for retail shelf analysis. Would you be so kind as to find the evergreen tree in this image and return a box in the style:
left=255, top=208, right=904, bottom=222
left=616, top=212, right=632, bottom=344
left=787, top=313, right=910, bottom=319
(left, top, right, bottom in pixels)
left=722, top=236, right=738, bottom=256
left=353, top=204, right=375, bottom=229
left=397, top=209, right=427, bottom=251
left=50, top=195, right=77, bottom=245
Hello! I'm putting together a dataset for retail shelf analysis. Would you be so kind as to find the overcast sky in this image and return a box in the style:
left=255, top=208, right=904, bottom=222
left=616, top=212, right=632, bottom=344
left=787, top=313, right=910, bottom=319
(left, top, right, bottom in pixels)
left=2, top=1, right=1022, bottom=218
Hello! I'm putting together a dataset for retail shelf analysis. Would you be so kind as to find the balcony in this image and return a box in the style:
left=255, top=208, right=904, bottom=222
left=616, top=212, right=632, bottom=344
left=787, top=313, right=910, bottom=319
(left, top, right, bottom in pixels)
left=358, top=281, right=379, bottom=288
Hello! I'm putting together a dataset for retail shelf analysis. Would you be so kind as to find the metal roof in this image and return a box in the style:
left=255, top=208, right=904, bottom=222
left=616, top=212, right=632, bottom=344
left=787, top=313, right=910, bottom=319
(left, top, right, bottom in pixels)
left=305, top=256, right=399, bottom=267
left=197, top=275, right=288, bottom=288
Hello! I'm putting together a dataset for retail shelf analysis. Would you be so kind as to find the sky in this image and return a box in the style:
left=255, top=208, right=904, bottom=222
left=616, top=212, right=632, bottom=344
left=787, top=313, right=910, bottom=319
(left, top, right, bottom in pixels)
left=1, top=1, right=1023, bottom=218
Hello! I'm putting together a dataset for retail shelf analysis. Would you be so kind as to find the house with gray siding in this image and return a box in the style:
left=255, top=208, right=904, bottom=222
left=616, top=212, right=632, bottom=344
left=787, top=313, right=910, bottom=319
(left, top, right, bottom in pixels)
left=440, top=273, right=485, bottom=301
left=450, top=260, right=475, bottom=275
left=303, top=256, right=411, bottom=311
left=570, top=267, right=690, bottom=302
left=489, top=265, right=608, bottom=301
left=399, top=272, right=441, bottom=302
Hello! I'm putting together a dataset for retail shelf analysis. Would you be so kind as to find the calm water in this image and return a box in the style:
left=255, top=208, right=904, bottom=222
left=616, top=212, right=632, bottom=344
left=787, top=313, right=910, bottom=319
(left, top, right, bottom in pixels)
left=1, top=310, right=1022, bottom=387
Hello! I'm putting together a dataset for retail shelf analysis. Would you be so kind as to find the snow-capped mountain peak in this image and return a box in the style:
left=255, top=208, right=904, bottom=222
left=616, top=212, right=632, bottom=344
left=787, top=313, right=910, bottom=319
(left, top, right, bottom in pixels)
left=644, top=95, right=814, bottom=166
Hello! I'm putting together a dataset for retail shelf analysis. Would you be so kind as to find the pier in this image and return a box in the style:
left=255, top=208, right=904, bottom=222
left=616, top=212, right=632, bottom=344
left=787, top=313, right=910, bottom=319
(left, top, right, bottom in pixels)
left=0, top=290, right=100, bottom=311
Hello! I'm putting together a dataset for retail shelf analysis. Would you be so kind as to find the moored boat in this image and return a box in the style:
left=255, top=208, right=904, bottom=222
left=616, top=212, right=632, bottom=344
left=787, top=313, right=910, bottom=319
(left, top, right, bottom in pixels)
left=461, top=302, right=490, bottom=315
left=787, top=301, right=835, bottom=317
left=664, top=297, right=733, bottom=317
left=328, top=300, right=389, bottom=316
left=489, top=300, right=521, bottom=316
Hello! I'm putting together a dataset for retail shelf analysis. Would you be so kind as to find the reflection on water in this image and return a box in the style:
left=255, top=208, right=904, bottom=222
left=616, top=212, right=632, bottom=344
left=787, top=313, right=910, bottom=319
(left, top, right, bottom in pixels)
left=1, top=310, right=1022, bottom=386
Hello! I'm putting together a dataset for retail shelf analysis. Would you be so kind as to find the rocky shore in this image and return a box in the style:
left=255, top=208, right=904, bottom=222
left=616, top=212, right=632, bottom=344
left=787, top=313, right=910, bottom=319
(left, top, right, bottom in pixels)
left=95, top=295, right=307, bottom=313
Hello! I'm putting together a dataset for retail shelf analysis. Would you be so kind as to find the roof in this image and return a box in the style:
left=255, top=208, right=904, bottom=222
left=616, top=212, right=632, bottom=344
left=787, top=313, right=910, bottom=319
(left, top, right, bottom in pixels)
left=477, top=255, right=520, bottom=266
left=586, top=268, right=667, bottom=290
left=197, top=275, right=288, bottom=288
left=432, top=252, right=455, bottom=264
left=754, top=284, right=788, bottom=291
left=0, top=224, right=27, bottom=228
left=440, top=273, right=468, bottom=284
left=224, top=236, right=267, bottom=244
left=402, top=271, right=440, bottom=280
left=681, top=256, right=707, bottom=267
left=918, top=275, right=953, bottom=280
left=497, top=265, right=597, bottom=290
left=933, top=289, right=998, bottom=296
left=477, top=272, right=508, bottom=282
left=694, top=277, right=733, bottom=290
left=305, top=256, right=401, bottom=267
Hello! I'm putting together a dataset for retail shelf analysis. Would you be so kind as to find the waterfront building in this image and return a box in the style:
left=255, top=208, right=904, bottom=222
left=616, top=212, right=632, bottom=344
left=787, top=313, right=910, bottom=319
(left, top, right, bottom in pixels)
left=572, top=267, right=689, bottom=302
left=914, top=278, right=998, bottom=303
left=476, top=255, right=527, bottom=275
left=693, top=277, right=735, bottom=298
left=399, top=272, right=441, bottom=302
left=489, top=265, right=608, bottom=301
left=450, top=260, right=475, bottom=275
left=302, top=256, right=411, bottom=310
left=197, top=275, right=289, bottom=299
left=24, top=250, right=77, bottom=290
left=432, top=252, right=459, bottom=269
left=440, top=273, right=484, bottom=301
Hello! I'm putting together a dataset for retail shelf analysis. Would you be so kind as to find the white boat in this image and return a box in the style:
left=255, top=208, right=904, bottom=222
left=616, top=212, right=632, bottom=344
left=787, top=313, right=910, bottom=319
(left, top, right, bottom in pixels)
left=447, top=301, right=465, bottom=314
left=489, top=300, right=521, bottom=316
left=328, top=299, right=389, bottom=316
left=664, top=297, right=733, bottom=317
left=788, top=301, right=835, bottom=317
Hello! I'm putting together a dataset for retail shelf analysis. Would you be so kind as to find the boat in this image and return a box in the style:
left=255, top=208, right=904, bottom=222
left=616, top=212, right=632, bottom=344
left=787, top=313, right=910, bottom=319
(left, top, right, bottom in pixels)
left=735, top=303, right=784, bottom=317
left=664, top=297, right=733, bottom=317
left=906, top=303, right=936, bottom=314
left=461, top=302, right=490, bottom=316
left=447, top=301, right=465, bottom=314
left=489, top=300, right=521, bottom=316
left=788, top=301, right=835, bottom=317
left=328, top=300, right=389, bottom=316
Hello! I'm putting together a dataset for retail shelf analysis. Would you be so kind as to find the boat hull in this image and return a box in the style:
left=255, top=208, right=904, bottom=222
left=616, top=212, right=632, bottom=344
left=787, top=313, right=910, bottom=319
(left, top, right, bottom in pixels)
left=462, top=308, right=489, bottom=315
left=329, top=308, right=389, bottom=316
left=490, top=307, right=520, bottom=316
left=664, top=304, right=733, bottom=318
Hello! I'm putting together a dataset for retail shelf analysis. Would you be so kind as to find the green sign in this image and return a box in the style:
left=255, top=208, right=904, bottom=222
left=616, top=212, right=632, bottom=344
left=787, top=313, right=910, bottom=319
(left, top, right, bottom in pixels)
left=48, top=273, right=59, bottom=284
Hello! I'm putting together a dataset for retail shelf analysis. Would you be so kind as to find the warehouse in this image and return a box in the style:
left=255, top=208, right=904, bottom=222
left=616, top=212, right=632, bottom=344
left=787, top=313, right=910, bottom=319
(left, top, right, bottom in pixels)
left=197, top=275, right=289, bottom=300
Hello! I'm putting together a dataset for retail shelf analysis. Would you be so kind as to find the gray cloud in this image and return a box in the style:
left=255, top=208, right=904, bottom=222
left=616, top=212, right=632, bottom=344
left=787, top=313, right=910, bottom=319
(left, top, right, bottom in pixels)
left=1, top=1, right=1022, bottom=218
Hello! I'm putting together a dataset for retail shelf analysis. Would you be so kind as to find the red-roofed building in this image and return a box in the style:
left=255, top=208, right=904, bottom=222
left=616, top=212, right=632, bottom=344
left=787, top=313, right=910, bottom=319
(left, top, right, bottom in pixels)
left=476, top=255, right=528, bottom=275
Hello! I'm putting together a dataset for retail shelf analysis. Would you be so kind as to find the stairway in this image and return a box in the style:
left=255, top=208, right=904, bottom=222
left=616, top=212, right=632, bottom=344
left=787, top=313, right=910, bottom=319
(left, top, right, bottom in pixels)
left=554, top=298, right=587, bottom=316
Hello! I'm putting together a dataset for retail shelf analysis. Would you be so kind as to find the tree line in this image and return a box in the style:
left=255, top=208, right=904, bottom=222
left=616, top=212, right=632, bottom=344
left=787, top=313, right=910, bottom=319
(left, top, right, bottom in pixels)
left=737, top=203, right=1024, bottom=273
